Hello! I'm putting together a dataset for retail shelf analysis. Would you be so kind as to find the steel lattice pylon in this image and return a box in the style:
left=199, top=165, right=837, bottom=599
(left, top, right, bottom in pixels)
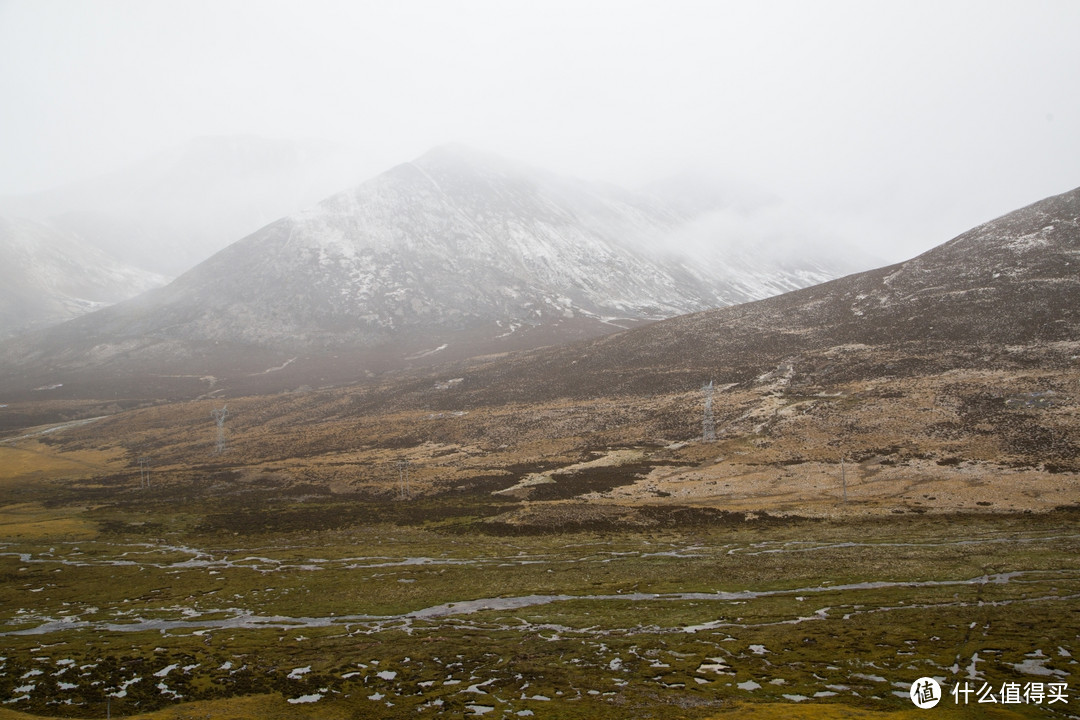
left=702, top=380, right=716, bottom=442
left=211, top=405, right=228, bottom=454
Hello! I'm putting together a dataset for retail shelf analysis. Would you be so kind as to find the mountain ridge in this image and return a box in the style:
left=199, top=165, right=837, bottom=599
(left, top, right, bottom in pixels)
left=409, top=183, right=1080, bottom=406
left=0, top=145, right=864, bottom=399
left=0, top=215, right=166, bottom=339
left=2, top=183, right=1077, bottom=516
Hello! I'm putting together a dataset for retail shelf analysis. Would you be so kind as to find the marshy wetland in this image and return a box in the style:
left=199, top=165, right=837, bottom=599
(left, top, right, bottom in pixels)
left=1, top=349, right=1078, bottom=717
left=1, top=485, right=1078, bottom=718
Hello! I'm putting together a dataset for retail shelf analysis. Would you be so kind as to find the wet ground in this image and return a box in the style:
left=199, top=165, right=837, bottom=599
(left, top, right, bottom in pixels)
left=1, top=513, right=1077, bottom=718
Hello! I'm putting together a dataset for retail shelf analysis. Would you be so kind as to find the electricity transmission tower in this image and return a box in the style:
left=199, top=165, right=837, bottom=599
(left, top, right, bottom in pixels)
left=702, top=380, right=716, bottom=442
left=397, top=459, right=411, bottom=499
left=138, top=456, right=151, bottom=488
left=211, top=405, right=229, bottom=454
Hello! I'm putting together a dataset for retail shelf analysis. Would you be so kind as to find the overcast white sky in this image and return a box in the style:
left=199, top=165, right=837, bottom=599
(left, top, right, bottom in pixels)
left=1, top=0, right=1078, bottom=260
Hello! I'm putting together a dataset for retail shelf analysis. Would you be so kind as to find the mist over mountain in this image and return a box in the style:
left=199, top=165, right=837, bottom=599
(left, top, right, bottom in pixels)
left=433, top=184, right=1080, bottom=405
left=0, top=135, right=367, bottom=276
left=0, top=216, right=165, bottom=339
left=0, top=145, right=864, bottom=399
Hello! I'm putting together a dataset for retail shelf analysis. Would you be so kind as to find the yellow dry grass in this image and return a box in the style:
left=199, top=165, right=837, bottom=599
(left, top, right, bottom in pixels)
left=588, top=455, right=1079, bottom=517
left=0, top=694, right=353, bottom=720
left=0, top=441, right=125, bottom=483
left=708, top=701, right=1033, bottom=719
left=0, top=698, right=1038, bottom=720
left=0, top=502, right=98, bottom=539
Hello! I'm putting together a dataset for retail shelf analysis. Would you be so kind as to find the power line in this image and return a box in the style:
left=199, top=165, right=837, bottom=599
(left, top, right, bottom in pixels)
left=702, top=380, right=716, bottom=442
left=211, top=405, right=229, bottom=454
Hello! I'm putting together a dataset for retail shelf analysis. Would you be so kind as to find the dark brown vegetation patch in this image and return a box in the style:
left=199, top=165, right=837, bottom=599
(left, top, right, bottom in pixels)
left=196, top=494, right=520, bottom=535
left=477, top=504, right=810, bottom=535
left=526, top=463, right=654, bottom=501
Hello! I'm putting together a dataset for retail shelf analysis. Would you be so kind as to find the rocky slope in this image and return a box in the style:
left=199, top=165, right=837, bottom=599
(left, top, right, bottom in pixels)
left=4, top=187, right=1077, bottom=519
left=0, top=145, right=859, bottom=399
left=433, top=184, right=1080, bottom=404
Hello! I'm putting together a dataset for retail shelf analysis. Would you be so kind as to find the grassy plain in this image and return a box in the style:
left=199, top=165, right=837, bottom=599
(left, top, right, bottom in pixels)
left=1, top=352, right=1077, bottom=717
left=1, top=482, right=1077, bottom=718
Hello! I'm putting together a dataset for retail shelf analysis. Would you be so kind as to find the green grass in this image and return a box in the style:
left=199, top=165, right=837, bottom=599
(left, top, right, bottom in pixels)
left=1, top=507, right=1077, bottom=718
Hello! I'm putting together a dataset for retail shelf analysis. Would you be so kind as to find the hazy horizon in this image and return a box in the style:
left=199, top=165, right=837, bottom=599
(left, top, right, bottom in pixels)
left=2, top=0, right=1078, bottom=262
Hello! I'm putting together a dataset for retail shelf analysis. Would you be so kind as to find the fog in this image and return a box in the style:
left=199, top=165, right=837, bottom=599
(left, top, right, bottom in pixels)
left=1, top=0, right=1078, bottom=262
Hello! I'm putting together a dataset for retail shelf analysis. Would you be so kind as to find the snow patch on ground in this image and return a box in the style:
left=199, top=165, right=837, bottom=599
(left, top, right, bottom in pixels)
left=407, top=344, right=448, bottom=360
left=288, top=693, right=323, bottom=704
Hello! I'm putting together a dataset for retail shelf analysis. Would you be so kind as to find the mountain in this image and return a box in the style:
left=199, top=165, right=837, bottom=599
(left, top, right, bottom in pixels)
left=13, top=183, right=1074, bottom=522
left=0, top=215, right=166, bottom=339
left=0, top=145, right=861, bottom=399
left=2, top=184, right=1075, bottom=520
left=0, top=135, right=368, bottom=276
left=271, top=182, right=1077, bottom=514
left=435, top=184, right=1080, bottom=404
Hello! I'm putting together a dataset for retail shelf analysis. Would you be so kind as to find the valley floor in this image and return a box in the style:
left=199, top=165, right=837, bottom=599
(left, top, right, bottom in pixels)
left=0, top=342, right=1078, bottom=717
left=0, top=498, right=1077, bottom=718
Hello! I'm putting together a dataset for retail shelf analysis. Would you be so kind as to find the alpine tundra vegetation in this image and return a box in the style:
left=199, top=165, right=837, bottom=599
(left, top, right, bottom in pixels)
left=0, top=184, right=1078, bottom=718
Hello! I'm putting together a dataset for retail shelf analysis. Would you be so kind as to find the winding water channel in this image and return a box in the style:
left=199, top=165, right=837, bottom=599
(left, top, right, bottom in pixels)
left=4, top=533, right=1078, bottom=639
left=4, top=569, right=1072, bottom=637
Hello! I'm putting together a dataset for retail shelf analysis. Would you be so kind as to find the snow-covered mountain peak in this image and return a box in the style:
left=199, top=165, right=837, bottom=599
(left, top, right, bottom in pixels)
left=274, top=147, right=700, bottom=321
left=0, top=145, right=871, bottom=396
left=409, top=143, right=546, bottom=183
